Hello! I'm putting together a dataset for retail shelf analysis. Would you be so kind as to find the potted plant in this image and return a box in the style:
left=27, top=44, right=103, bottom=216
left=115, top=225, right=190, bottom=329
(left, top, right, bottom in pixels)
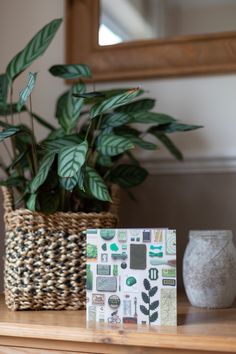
left=0, top=18, right=201, bottom=310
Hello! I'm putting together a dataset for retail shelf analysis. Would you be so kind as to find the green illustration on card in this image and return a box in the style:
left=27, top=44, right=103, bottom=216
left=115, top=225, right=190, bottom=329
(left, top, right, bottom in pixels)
left=87, top=244, right=97, bottom=259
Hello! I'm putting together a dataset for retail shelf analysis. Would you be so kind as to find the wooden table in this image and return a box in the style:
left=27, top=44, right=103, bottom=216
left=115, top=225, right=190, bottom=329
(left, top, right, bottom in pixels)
left=0, top=294, right=235, bottom=354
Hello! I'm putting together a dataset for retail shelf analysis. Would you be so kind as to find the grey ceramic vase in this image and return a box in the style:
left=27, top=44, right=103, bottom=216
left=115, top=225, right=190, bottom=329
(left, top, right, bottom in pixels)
left=183, top=230, right=236, bottom=308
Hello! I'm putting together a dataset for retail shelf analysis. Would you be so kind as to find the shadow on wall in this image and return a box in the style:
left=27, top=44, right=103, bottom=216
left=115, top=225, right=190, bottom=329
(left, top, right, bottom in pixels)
left=119, top=173, right=236, bottom=292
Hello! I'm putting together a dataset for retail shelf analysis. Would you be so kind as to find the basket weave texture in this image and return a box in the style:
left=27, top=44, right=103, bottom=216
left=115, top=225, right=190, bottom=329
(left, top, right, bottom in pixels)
left=2, top=187, right=119, bottom=311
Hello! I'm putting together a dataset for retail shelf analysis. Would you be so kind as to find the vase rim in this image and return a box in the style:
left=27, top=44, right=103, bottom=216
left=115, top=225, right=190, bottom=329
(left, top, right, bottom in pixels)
left=189, top=230, right=233, bottom=240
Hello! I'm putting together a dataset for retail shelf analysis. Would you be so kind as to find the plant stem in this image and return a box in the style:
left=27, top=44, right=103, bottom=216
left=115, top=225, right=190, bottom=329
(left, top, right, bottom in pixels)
left=9, top=86, right=17, bottom=161
left=85, top=121, right=92, bottom=140
left=29, top=95, right=38, bottom=175
left=90, top=114, right=103, bottom=167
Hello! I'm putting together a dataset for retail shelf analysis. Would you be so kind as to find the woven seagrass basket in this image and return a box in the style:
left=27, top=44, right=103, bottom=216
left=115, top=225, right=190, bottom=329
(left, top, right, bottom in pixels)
left=2, top=186, right=119, bottom=311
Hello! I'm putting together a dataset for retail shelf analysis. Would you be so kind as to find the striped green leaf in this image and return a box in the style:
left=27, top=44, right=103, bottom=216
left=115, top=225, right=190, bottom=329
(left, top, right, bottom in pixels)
left=59, top=174, right=79, bottom=191
left=97, top=134, right=134, bottom=156
left=42, top=135, right=83, bottom=152
left=0, top=74, right=8, bottom=109
left=6, top=18, right=62, bottom=83
left=110, top=164, right=148, bottom=188
left=97, top=155, right=113, bottom=167
left=0, top=126, right=20, bottom=142
left=84, top=88, right=143, bottom=105
left=58, top=140, right=88, bottom=178
left=30, top=152, right=56, bottom=193
left=17, top=72, right=37, bottom=112
left=115, top=98, right=155, bottom=113
left=59, top=82, right=85, bottom=133
left=26, top=193, right=37, bottom=211
left=150, top=130, right=183, bottom=161
left=49, top=64, right=91, bottom=79
left=153, top=122, right=203, bottom=133
left=131, top=112, right=176, bottom=124
left=73, top=91, right=105, bottom=99
left=101, top=112, right=131, bottom=128
left=86, top=166, right=111, bottom=202
left=123, top=135, right=157, bottom=150
left=90, top=88, right=141, bottom=119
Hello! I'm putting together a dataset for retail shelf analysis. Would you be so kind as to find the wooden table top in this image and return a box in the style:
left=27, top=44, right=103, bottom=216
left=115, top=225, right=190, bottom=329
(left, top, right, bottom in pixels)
left=0, top=294, right=235, bottom=353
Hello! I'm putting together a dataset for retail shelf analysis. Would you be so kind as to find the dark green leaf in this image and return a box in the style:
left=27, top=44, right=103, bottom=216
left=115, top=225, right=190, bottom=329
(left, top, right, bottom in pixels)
left=97, top=155, right=113, bottom=167
left=6, top=18, right=62, bottom=83
left=115, top=98, right=155, bottom=113
left=58, top=82, right=85, bottom=133
left=26, top=193, right=37, bottom=211
left=120, top=134, right=157, bottom=150
left=150, top=300, right=159, bottom=311
left=38, top=190, right=59, bottom=214
left=0, top=103, right=26, bottom=116
left=0, top=120, right=10, bottom=128
left=97, top=134, right=134, bottom=156
left=42, top=134, right=83, bottom=152
left=144, top=279, right=151, bottom=291
left=149, top=286, right=158, bottom=297
left=55, top=90, right=69, bottom=119
left=73, top=91, right=105, bottom=99
left=58, top=141, right=88, bottom=178
left=85, top=166, right=111, bottom=202
left=31, top=112, right=55, bottom=131
left=0, top=176, right=25, bottom=187
left=7, top=150, right=28, bottom=172
left=101, top=112, right=131, bottom=128
left=142, top=292, right=149, bottom=304
left=156, top=122, right=203, bottom=133
left=149, top=312, right=158, bottom=323
left=131, top=112, right=176, bottom=124
left=49, top=64, right=91, bottom=79
left=0, top=74, right=8, bottom=109
left=110, top=164, right=148, bottom=188
left=150, top=130, right=183, bottom=161
left=0, top=126, right=20, bottom=142
left=30, top=152, right=56, bottom=193
left=84, top=88, right=143, bottom=105
left=140, top=305, right=149, bottom=316
left=114, top=125, right=140, bottom=136
left=90, top=88, right=141, bottom=119
left=46, top=128, right=65, bottom=140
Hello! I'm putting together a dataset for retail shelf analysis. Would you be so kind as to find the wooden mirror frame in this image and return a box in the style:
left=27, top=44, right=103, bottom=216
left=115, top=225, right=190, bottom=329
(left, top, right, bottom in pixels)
left=66, top=0, right=236, bottom=82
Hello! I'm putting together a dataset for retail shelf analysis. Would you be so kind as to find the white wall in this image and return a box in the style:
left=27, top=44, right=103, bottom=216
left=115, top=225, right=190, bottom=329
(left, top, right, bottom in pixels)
left=1, top=0, right=236, bottom=292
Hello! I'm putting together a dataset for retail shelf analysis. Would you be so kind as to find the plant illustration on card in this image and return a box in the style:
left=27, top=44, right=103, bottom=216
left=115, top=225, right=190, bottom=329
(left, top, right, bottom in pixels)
left=140, top=279, right=159, bottom=324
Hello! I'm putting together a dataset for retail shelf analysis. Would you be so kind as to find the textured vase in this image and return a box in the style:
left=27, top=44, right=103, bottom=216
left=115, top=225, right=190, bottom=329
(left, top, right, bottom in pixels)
left=183, top=230, right=236, bottom=308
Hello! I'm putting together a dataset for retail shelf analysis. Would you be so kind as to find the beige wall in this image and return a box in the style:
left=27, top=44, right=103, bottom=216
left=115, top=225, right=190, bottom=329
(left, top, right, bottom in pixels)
left=0, top=0, right=236, bottom=293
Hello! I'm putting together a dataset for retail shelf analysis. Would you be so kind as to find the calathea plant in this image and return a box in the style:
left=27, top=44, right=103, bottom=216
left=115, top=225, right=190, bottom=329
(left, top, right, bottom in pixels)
left=0, top=18, right=201, bottom=214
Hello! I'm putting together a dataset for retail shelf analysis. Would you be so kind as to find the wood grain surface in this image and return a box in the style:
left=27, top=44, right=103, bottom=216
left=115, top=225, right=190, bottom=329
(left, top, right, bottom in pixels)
left=0, top=294, right=235, bottom=353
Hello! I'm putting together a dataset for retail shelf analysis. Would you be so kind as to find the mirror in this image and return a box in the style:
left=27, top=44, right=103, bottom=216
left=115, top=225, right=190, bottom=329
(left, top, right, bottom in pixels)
left=66, top=0, right=236, bottom=81
left=99, top=0, right=236, bottom=45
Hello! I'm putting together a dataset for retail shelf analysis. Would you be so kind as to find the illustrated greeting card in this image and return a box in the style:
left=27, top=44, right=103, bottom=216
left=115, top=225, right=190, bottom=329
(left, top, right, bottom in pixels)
left=86, top=228, right=177, bottom=326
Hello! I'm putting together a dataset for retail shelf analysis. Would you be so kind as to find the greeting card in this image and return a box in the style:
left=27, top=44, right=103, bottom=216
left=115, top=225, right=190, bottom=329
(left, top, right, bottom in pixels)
left=86, top=228, right=177, bottom=326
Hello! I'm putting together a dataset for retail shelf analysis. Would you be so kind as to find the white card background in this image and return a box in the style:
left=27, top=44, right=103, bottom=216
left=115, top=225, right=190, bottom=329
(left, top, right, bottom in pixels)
left=86, top=228, right=177, bottom=326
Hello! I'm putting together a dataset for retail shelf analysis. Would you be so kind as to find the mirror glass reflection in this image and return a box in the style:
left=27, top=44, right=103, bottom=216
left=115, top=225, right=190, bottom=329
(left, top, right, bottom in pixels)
left=99, top=0, right=236, bottom=46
